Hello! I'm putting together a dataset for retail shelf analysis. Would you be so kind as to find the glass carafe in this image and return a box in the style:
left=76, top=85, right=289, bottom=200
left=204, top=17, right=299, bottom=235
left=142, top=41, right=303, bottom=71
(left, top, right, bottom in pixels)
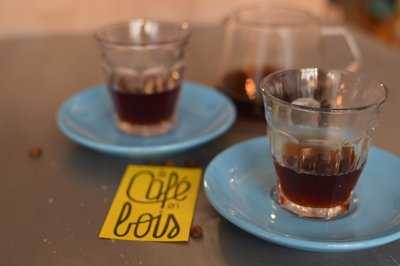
left=218, top=4, right=361, bottom=117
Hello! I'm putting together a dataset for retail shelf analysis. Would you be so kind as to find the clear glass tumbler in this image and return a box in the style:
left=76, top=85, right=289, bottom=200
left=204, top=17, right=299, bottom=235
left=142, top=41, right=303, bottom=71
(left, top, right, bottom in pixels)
left=95, top=19, right=190, bottom=136
left=261, top=68, right=387, bottom=219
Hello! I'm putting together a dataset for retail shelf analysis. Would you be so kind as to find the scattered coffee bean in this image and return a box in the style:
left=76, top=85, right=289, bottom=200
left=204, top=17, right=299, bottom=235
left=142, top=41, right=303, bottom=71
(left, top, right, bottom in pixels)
left=190, top=225, right=203, bottom=239
left=29, top=147, right=43, bottom=158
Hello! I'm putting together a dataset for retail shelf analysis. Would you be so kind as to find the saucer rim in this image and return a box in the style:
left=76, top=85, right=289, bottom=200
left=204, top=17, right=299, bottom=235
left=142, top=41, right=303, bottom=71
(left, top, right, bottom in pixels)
left=204, top=137, right=400, bottom=252
left=57, top=81, right=236, bottom=157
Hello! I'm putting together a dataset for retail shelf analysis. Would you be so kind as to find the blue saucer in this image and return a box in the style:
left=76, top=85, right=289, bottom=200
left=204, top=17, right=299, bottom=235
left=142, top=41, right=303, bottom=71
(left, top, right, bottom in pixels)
left=204, top=137, right=400, bottom=252
left=57, top=82, right=236, bottom=157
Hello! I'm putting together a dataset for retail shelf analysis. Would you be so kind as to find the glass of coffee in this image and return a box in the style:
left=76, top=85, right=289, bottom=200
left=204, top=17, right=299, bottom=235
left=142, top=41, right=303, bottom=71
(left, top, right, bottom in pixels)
left=95, top=19, right=190, bottom=136
left=261, top=68, right=387, bottom=219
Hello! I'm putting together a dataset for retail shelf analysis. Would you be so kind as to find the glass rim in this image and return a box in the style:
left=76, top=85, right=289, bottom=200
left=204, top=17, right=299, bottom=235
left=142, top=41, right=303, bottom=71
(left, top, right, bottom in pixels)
left=94, top=19, right=191, bottom=49
left=260, top=68, right=388, bottom=113
left=226, top=4, right=320, bottom=30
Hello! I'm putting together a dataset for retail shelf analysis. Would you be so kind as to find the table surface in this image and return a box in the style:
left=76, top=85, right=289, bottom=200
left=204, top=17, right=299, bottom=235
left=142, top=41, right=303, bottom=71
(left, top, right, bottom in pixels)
left=1, top=25, right=400, bottom=266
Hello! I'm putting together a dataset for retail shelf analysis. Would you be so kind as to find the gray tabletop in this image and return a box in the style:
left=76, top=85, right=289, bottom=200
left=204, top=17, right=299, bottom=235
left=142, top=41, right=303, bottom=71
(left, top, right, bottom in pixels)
left=1, top=25, right=400, bottom=266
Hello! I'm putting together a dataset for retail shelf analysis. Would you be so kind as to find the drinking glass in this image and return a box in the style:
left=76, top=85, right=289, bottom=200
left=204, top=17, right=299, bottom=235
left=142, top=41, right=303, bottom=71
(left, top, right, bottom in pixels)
left=95, top=19, right=190, bottom=136
left=261, top=68, right=387, bottom=219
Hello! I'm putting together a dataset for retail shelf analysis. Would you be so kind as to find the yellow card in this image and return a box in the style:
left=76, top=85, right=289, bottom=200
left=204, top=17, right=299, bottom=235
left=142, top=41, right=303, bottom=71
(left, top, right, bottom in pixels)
left=99, top=165, right=202, bottom=242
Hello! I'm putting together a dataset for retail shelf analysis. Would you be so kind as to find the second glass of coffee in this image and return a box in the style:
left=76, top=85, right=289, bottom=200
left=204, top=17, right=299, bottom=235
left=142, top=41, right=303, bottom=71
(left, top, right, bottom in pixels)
left=261, top=68, right=387, bottom=219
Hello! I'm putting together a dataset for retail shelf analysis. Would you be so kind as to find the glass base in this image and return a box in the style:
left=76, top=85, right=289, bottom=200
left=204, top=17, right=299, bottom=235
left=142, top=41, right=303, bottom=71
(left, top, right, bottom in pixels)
left=116, top=115, right=176, bottom=137
left=274, top=184, right=355, bottom=220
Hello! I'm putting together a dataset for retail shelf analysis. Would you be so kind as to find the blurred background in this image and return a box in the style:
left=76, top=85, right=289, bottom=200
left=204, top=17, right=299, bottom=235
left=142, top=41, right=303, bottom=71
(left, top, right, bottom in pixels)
left=0, top=0, right=399, bottom=46
left=0, top=0, right=337, bottom=34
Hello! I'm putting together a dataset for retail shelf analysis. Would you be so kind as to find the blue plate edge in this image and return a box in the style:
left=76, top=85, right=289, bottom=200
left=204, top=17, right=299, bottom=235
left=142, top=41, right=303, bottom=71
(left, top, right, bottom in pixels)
left=203, top=137, right=400, bottom=252
left=56, top=81, right=237, bottom=157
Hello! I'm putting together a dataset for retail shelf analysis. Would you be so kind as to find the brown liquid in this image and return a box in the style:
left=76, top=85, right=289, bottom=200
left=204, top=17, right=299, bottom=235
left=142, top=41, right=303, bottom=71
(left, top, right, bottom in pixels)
left=110, top=84, right=180, bottom=125
left=219, top=65, right=278, bottom=117
left=274, top=143, right=364, bottom=208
